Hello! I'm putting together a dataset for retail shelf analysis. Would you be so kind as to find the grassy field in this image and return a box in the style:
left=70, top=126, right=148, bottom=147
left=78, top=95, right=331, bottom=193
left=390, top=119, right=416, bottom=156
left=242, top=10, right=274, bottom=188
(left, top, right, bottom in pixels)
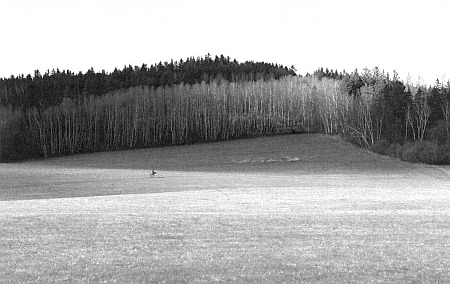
left=1, top=134, right=450, bottom=283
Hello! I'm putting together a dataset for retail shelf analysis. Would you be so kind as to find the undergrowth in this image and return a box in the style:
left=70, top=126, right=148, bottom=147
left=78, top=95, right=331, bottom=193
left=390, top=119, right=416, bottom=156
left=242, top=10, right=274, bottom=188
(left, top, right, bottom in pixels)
left=370, top=139, right=450, bottom=165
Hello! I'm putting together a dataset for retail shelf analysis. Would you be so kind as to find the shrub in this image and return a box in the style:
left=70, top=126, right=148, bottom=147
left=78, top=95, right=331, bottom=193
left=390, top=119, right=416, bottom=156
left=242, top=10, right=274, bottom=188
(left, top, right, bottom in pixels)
left=398, top=141, right=445, bottom=165
left=426, top=120, right=449, bottom=145
left=370, top=139, right=401, bottom=158
left=371, top=139, right=392, bottom=156
left=438, top=143, right=450, bottom=164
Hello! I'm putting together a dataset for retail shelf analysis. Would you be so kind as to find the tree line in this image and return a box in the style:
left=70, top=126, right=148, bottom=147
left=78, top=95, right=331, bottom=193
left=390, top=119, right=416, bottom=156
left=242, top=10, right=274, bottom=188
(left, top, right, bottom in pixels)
left=1, top=77, right=345, bottom=161
left=1, top=58, right=449, bottom=164
left=333, top=67, right=450, bottom=163
left=0, top=54, right=296, bottom=110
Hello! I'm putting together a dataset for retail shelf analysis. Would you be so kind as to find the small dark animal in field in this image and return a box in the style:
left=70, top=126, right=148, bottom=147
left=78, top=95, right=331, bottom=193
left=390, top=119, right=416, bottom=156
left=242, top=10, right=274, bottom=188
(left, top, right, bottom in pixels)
left=150, top=170, right=157, bottom=178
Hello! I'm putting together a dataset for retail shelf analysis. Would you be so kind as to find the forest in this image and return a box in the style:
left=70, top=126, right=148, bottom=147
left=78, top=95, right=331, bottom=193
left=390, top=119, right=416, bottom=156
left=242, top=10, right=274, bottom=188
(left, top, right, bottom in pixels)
left=0, top=54, right=449, bottom=164
left=0, top=54, right=296, bottom=110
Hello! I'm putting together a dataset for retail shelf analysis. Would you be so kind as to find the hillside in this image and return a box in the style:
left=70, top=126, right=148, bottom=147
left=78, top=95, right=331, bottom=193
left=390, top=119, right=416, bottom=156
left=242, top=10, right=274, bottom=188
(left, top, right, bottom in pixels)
left=33, top=133, right=418, bottom=173
left=1, top=134, right=448, bottom=201
left=2, top=133, right=450, bottom=283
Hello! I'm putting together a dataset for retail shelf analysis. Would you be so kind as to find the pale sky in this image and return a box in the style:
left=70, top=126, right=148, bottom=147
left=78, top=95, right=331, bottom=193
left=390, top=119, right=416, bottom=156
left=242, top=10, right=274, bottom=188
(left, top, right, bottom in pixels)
left=1, top=0, right=449, bottom=85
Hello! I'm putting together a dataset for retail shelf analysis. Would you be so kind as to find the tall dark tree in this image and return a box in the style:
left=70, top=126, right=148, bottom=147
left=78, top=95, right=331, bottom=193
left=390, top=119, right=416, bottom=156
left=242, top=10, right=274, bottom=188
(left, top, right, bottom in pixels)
left=381, top=79, right=411, bottom=142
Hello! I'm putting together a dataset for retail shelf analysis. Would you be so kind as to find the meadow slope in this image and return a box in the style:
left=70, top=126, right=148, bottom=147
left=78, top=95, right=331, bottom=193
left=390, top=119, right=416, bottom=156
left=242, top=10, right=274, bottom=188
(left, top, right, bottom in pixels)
left=2, top=134, right=448, bottom=200
left=1, top=134, right=450, bottom=283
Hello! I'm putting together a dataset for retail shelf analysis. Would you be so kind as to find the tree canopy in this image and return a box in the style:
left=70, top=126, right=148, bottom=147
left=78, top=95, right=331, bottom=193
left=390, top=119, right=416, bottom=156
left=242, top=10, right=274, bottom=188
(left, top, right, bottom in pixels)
left=0, top=54, right=296, bottom=110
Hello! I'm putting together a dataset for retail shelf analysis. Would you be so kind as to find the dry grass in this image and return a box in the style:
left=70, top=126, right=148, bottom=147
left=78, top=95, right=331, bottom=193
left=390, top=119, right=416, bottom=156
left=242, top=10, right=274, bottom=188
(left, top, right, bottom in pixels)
left=1, top=134, right=450, bottom=283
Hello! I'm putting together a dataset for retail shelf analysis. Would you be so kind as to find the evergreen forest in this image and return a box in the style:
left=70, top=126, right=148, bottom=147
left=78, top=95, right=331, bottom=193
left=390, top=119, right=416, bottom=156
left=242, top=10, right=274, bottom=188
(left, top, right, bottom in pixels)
left=1, top=54, right=449, bottom=164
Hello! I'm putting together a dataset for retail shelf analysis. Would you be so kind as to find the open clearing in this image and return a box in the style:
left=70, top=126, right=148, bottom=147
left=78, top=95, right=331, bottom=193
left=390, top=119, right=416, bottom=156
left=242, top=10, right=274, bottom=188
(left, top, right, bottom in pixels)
left=1, top=134, right=450, bottom=283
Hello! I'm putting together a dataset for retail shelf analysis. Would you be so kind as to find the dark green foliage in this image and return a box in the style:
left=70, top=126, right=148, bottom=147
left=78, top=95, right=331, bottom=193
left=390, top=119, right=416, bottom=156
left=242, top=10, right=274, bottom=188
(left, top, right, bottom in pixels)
left=425, top=120, right=449, bottom=144
left=428, top=80, right=445, bottom=124
left=311, top=67, right=345, bottom=81
left=371, top=139, right=399, bottom=157
left=438, top=143, right=450, bottom=163
left=340, top=70, right=364, bottom=97
left=0, top=54, right=296, bottom=110
left=371, top=139, right=450, bottom=165
left=398, top=141, right=448, bottom=165
left=0, top=115, right=39, bottom=162
left=380, top=80, right=411, bottom=143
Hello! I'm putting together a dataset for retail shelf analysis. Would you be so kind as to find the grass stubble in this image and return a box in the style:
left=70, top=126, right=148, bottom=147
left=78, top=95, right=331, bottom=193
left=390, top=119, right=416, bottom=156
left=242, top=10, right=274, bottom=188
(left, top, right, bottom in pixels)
left=1, top=134, right=450, bottom=283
